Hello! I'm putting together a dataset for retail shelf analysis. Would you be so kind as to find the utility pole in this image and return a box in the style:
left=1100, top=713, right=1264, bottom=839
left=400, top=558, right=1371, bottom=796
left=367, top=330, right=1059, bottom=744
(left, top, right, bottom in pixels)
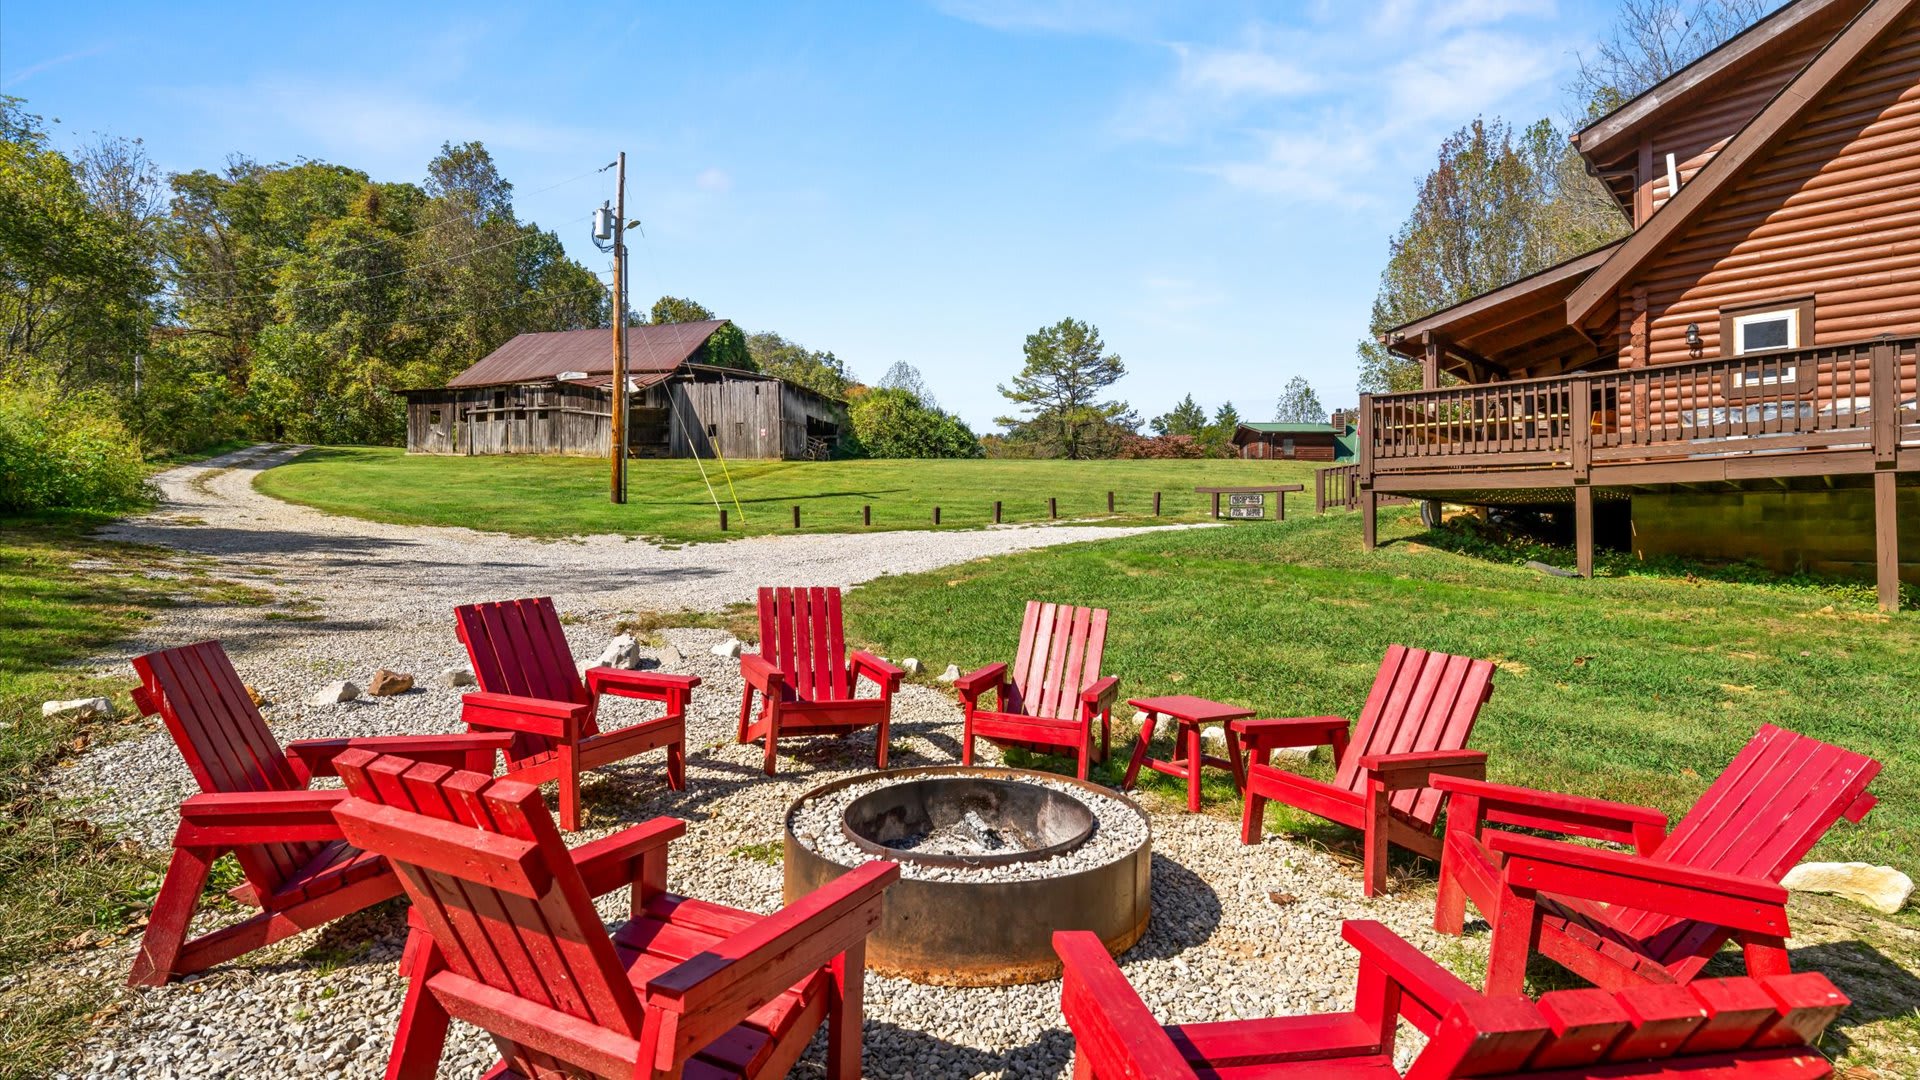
left=609, top=152, right=628, bottom=504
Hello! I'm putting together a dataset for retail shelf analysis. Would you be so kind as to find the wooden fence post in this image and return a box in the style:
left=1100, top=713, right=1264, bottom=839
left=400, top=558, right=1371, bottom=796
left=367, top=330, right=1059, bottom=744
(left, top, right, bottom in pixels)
left=793, top=506, right=801, bottom=529
left=1358, top=394, right=1377, bottom=549
left=863, top=504, right=871, bottom=526
left=993, top=501, right=1002, bottom=524
left=933, top=506, right=941, bottom=525
left=1106, top=490, right=1115, bottom=512
left=1872, top=343, right=1899, bottom=612
left=719, top=509, right=728, bottom=531
left=1153, top=491, right=1161, bottom=516
left=1574, top=486, right=1595, bottom=579
left=1049, top=497, right=1057, bottom=519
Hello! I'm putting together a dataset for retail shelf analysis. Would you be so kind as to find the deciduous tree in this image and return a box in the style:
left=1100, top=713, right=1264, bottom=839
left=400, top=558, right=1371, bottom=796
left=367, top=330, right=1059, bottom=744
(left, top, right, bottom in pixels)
left=1274, top=377, right=1325, bottom=423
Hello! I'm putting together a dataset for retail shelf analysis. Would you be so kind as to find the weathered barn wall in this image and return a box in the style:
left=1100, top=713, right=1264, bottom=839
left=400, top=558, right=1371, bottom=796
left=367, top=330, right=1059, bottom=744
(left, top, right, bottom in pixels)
left=406, top=384, right=611, bottom=456
left=780, top=382, right=847, bottom=459
left=1625, top=11, right=1920, bottom=369
left=665, top=372, right=784, bottom=459
left=1631, top=485, right=1920, bottom=583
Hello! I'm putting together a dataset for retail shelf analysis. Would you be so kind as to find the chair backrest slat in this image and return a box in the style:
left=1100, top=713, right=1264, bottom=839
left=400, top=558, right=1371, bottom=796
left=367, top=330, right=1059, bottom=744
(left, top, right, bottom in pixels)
left=1610, top=726, right=1879, bottom=952
left=456, top=598, right=592, bottom=757
left=1007, top=602, right=1110, bottom=720
left=134, top=641, right=321, bottom=895
left=757, top=587, right=855, bottom=704
left=335, top=752, right=645, bottom=1070
left=1334, top=646, right=1496, bottom=828
left=1406, top=972, right=1846, bottom=1077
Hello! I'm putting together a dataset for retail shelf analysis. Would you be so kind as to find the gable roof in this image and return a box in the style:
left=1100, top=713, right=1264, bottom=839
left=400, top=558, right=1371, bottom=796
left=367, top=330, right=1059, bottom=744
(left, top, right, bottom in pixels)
left=445, top=320, right=728, bottom=388
left=1565, top=0, right=1918, bottom=325
left=1571, top=0, right=1869, bottom=164
left=1237, top=422, right=1344, bottom=434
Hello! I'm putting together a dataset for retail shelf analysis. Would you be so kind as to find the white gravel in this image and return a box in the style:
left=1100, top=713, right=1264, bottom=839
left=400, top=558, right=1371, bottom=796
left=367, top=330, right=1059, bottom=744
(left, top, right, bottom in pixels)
left=39, top=444, right=1465, bottom=1079
left=790, top=771, right=1147, bottom=883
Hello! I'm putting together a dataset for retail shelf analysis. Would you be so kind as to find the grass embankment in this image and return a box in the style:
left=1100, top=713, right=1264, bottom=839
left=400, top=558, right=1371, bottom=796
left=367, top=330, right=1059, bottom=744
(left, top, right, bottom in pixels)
left=252, top=446, right=1320, bottom=541
left=844, top=504, right=1920, bottom=1071
left=0, top=514, right=265, bottom=1078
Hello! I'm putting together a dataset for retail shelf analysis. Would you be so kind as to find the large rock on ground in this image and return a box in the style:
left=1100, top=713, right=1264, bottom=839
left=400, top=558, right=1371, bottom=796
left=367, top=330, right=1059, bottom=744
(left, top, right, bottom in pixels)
left=309, top=680, right=360, bottom=705
left=710, top=639, right=744, bottom=659
left=1781, top=861, right=1913, bottom=914
left=436, top=667, right=476, bottom=689
left=367, top=669, right=414, bottom=696
left=42, top=697, right=114, bottom=721
left=597, top=634, right=640, bottom=669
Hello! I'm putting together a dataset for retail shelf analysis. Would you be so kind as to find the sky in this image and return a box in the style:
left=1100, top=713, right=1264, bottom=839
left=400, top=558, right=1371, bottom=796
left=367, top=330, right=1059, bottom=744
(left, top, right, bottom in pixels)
left=1, top=0, right=1618, bottom=431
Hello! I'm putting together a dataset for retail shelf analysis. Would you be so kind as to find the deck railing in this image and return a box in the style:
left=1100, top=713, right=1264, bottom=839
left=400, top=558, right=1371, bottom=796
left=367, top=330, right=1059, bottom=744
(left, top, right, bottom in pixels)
left=1361, top=336, right=1920, bottom=480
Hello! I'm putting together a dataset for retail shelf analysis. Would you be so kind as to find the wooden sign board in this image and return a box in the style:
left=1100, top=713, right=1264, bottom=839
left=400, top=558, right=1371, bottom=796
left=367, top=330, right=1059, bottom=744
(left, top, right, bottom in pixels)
left=1228, top=492, right=1266, bottom=519
left=1228, top=506, right=1265, bottom=519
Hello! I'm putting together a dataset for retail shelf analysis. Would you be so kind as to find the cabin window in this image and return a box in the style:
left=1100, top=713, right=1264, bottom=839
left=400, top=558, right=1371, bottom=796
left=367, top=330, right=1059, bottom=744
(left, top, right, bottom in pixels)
left=535, top=409, right=548, bottom=420
left=1282, top=437, right=1296, bottom=458
left=706, top=423, right=717, bottom=438
left=493, top=391, right=506, bottom=409
left=1733, top=309, right=1797, bottom=355
left=428, top=410, right=441, bottom=425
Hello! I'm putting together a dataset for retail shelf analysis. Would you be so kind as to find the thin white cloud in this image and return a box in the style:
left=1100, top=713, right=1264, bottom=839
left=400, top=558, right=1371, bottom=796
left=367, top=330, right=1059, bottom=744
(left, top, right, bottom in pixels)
left=695, top=167, right=732, bottom=193
left=1, top=45, right=108, bottom=89
left=1115, top=4, right=1569, bottom=207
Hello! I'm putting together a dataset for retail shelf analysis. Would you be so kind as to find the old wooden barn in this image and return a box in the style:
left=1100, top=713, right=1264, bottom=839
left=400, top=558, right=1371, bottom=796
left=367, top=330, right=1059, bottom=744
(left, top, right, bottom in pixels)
left=1357, top=0, right=1920, bottom=610
left=401, top=320, right=848, bottom=460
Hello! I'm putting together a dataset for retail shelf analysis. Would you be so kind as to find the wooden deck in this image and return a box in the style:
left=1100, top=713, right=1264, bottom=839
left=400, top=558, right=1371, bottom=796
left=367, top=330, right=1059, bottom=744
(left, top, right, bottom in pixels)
left=1353, top=336, right=1920, bottom=608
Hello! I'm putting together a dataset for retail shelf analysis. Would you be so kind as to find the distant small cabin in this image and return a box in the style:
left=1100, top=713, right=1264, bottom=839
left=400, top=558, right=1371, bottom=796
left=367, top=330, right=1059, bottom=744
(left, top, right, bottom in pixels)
left=401, top=320, right=847, bottom=460
left=1233, top=417, right=1357, bottom=462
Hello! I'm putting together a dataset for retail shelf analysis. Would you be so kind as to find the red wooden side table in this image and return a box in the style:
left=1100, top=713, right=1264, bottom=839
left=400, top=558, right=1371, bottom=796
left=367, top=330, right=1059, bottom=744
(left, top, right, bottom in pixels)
left=1121, top=695, right=1256, bottom=812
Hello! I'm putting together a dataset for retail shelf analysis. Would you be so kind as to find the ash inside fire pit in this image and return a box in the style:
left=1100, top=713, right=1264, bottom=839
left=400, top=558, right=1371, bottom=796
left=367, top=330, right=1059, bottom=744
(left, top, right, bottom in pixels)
left=841, top=776, right=1096, bottom=868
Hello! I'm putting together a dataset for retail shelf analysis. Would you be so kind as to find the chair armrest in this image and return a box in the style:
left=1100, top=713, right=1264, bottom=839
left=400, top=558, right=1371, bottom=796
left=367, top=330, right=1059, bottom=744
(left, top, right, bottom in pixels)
left=1488, top=832, right=1790, bottom=934
left=1341, top=920, right=1479, bottom=1038
left=286, top=732, right=514, bottom=780
left=586, top=667, right=701, bottom=706
left=1053, top=930, right=1196, bottom=1079
left=644, top=860, right=901, bottom=1068
left=1359, top=749, right=1487, bottom=791
left=174, top=790, right=348, bottom=846
left=739, top=653, right=784, bottom=695
left=1080, top=675, right=1120, bottom=714
left=955, top=662, right=1006, bottom=699
left=572, top=817, right=686, bottom=898
left=460, top=691, right=587, bottom=739
left=1232, top=716, right=1350, bottom=750
left=849, top=650, right=905, bottom=691
left=1433, top=775, right=1668, bottom=852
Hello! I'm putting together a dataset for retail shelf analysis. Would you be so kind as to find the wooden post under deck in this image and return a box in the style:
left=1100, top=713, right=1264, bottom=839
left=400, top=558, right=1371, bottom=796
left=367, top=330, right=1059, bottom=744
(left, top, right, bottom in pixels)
left=1358, top=393, right=1376, bottom=550
left=1875, top=471, right=1899, bottom=613
left=1574, top=485, right=1594, bottom=579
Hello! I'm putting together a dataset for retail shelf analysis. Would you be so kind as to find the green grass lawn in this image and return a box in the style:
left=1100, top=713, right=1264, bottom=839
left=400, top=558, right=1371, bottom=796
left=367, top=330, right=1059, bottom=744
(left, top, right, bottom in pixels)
left=842, top=501, right=1920, bottom=1071
left=844, top=503, right=1917, bottom=868
left=251, top=446, right=1322, bottom=541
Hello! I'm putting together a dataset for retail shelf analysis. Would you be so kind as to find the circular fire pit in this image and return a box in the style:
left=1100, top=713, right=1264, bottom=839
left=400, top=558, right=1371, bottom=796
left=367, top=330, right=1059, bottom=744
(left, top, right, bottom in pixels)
left=785, top=766, right=1151, bottom=986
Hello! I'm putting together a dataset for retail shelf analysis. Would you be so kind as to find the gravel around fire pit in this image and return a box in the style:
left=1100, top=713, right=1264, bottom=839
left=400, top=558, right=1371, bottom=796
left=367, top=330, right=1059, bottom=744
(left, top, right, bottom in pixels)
left=38, top=448, right=1466, bottom=1079
left=791, top=772, right=1147, bottom=882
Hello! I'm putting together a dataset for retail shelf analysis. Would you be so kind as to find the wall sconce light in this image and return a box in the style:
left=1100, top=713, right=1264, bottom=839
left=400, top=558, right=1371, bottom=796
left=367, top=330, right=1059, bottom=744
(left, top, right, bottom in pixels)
left=1685, top=322, right=1702, bottom=350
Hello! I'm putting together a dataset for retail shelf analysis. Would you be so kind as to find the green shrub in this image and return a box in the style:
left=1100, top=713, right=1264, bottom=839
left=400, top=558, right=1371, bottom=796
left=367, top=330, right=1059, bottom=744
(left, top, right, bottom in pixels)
left=0, top=379, right=151, bottom=513
left=846, top=387, right=981, bottom=458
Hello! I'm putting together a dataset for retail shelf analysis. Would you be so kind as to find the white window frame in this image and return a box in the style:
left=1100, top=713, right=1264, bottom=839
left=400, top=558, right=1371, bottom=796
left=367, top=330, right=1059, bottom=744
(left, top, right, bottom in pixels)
left=1732, top=308, right=1798, bottom=357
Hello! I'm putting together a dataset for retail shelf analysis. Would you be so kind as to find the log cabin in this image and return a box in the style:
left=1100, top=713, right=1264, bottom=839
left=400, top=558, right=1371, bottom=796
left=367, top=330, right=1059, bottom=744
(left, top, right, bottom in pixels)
left=402, top=320, right=848, bottom=461
left=1363, top=0, right=1920, bottom=610
left=1233, top=418, right=1357, bottom=461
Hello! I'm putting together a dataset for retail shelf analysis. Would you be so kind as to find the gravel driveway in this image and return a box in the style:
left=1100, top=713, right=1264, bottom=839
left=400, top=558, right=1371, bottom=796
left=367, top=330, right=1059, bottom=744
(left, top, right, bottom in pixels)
left=53, top=445, right=1462, bottom=1079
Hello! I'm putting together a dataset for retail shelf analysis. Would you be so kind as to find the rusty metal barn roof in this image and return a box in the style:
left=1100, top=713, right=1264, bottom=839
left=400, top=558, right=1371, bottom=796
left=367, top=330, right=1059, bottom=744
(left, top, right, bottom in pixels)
left=446, top=320, right=728, bottom=388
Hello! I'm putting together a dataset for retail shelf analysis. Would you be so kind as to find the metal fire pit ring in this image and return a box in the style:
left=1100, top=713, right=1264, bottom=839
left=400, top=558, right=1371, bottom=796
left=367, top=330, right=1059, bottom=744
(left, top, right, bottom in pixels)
left=785, top=765, right=1152, bottom=986
left=839, top=775, right=1098, bottom=868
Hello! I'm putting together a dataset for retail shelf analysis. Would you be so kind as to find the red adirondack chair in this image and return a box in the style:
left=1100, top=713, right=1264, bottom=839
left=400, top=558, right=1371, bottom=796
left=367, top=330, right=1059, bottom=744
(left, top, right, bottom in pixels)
left=329, top=749, right=899, bottom=1080
left=455, top=597, right=700, bottom=830
left=126, top=641, right=511, bottom=986
left=1234, top=644, right=1496, bottom=896
left=956, top=601, right=1120, bottom=780
left=1433, top=723, right=1881, bottom=995
left=1055, top=919, right=1847, bottom=1079
left=738, top=587, right=904, bottom=776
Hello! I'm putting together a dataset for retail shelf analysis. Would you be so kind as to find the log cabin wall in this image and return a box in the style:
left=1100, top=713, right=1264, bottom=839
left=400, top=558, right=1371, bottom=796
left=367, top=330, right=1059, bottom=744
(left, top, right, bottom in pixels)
left=1239, top=433, right=1340, bottom=461
left=1643, top=31, right=1839, bottom=217
left=1624, top=10, right=1920, bottom=375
